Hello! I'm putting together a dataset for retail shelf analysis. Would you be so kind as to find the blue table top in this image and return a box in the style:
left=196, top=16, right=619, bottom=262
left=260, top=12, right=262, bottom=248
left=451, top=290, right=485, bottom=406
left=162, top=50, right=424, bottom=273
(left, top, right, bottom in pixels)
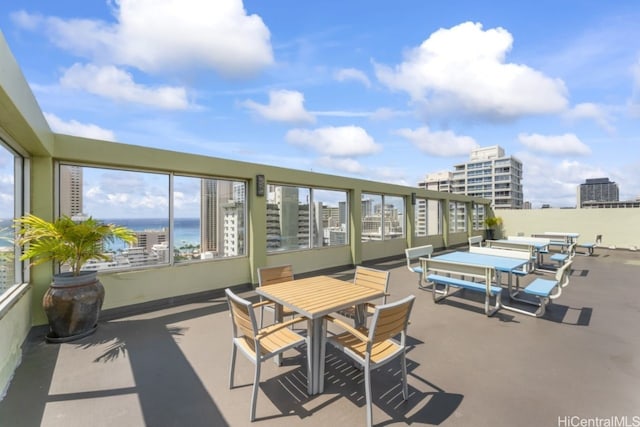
left=433, top=251, right=528, bottom=272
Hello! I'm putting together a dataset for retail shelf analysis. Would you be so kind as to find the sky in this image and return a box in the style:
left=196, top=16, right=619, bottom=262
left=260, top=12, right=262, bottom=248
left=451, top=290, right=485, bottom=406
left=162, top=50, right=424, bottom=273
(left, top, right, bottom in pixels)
left=1, top=0, right=640, bottom=209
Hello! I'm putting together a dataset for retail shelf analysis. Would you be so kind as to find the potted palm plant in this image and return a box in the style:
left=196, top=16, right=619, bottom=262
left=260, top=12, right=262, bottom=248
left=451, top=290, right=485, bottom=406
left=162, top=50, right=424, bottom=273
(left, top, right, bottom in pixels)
left=484, top=216, right=503, bottom=240
left=14, top=214, right=137, bottom=342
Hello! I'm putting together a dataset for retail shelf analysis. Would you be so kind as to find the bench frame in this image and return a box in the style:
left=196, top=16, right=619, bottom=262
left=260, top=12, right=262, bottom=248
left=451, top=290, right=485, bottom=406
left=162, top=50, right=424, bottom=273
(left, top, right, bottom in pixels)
left=420, top=258, right=501, bottom=316
left=502, top=261, right=573, bottom=317
left=405, top=245, right=433, bottom=288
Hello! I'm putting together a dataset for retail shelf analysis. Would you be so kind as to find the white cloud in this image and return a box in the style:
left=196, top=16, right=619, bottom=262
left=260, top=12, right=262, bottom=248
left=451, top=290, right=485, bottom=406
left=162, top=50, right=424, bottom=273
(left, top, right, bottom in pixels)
left=518, top=133, right=592, bottom=155
left=519, top=152, right=606, bottom=207
left=375, top=21, right=568, bottom=120
left=369, top=108, right=411, bottom=121
left=395, top=126, right=479, bottom=156
left=286, top=126, right=382, bottom=157
left=316, top=156, right=365, bottom=174
left=60, top=63, right=190, bottom=109
left=44, top=112, right=116, bottom=141
left=17, top=0, right=273, bottom=77
left=565, top=103, right=615, bottom=133
left=334, top=68, right=371, bottom=87
left=10, top=10, right=42, bottom=30
left=241, top=90, right=315, bottom=123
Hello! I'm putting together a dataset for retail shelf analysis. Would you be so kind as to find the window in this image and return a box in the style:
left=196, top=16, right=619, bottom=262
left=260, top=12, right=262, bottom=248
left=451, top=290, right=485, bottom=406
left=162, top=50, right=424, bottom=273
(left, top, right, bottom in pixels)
left=361, top=193, right=405, bottom=241
left=472, top=203, right=486, bottom=230
left=415, top=197, right=442, bottom=236
left=449, top=201, right=467, bottom=233
left=383, top=195, right=405, bottom=239
left=267, top=185, right=348, bottom=252
left=310, top=189, right=349, bottom=247
left=361, top=193, right=383, bottom=241
left=0, top=141, right=20, bottom=295
left=174, top=176, right=246, bottom=262
left=60, top=165, right=170, bottom=270
left=58, top=164, right=248, bottom=272
left=414, top=198, right=428, bottom=237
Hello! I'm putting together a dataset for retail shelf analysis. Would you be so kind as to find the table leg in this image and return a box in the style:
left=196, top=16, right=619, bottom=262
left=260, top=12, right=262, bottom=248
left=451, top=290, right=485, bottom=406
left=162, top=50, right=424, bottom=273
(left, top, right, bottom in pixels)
left=306, top=317, right=326, bottom=395
left=353, top=303, right=366, bottom=328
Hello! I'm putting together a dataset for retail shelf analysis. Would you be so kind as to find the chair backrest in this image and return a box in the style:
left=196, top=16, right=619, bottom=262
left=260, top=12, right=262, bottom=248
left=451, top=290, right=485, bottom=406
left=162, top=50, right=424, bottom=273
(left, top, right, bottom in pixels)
left=354, top=266, right=390, bottom=292
left=487, top=240, right=535, bottom=259
left=507, top=235, right=551, bottom=244
left=368, top=295, right=415, bottom=346
left=468, top=235, right=483, bottom=247
left=354, top=266, right=390, bottom=303
left=225, top=288, right=258, bottom=340
left=567, top=242, right=577, bottom=259
left=405, top=245, right=433, bottom=271
left=258, top=264, right=294, bottom=287
left=422, top=258, right=494, bottom=286
left=556, top=260, right=573, bottom=287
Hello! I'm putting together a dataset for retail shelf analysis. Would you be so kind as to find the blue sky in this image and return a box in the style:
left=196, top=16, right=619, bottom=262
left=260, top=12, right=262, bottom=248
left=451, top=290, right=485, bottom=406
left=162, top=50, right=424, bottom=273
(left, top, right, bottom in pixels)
left=1, top=0, right=639, bottom=208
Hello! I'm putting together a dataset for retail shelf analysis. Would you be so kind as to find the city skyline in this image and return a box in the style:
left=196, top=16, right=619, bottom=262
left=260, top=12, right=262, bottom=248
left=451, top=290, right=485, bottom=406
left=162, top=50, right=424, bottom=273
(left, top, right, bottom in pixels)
left=1, top=0, right=639, bottom=212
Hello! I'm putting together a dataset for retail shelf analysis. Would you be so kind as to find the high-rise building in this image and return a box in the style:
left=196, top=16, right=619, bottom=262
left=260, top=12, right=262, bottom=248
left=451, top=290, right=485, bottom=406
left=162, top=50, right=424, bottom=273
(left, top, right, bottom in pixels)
left=420, top=145, right=523, bottom=210
left=452, top=146, right=523, bottom=209
left=59, top=165, right=83, bottom=217
left=577, top=178, right=619, bottom=208
left=201, top=180, right=235, bottom=255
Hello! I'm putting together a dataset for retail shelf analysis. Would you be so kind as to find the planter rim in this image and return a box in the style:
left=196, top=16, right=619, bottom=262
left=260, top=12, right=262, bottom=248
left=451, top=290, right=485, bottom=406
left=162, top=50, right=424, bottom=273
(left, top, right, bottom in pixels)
left=51, top=271, right=99, bottom=287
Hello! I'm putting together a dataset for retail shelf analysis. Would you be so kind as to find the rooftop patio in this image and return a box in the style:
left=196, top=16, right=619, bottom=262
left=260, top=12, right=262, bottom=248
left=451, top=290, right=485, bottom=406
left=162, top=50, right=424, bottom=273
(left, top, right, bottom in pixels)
left=1, top=247, right=638, bottom=427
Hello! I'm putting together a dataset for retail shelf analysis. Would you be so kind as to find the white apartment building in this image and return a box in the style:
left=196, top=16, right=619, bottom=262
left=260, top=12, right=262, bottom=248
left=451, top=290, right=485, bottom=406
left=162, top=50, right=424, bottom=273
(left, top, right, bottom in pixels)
left=420, top=145, right=523, bottom=211
left=453, top=145, right=523, bottom=209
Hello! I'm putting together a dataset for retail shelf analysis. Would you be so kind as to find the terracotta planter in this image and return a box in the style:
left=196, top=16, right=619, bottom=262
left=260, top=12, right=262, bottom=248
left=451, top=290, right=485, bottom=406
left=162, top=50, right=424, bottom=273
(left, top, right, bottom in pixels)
left=42, top=271, right=105, bottom=343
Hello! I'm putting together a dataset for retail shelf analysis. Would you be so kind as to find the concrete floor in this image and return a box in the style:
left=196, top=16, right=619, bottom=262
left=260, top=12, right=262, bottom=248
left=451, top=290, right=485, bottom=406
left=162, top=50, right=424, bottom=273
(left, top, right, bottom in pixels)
left=1, top=248, right=639, bottom=427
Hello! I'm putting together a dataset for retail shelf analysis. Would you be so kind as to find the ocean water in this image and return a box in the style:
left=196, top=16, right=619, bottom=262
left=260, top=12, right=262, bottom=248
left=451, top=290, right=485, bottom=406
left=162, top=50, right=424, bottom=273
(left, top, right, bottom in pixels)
left=102, top=217, right=200, bottom=251
left=0, top=217, right=201, bottom=250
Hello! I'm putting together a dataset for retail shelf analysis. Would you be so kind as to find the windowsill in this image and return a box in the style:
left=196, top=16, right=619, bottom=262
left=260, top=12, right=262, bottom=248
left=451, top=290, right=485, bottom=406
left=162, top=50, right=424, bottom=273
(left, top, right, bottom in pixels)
left=0, top=282, right=31, bottom=321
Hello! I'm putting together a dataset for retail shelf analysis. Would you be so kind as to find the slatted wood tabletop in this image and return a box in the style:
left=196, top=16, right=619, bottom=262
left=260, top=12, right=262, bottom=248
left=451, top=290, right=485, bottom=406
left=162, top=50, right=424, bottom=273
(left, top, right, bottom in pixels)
left=255, top=275, right=384, bottom=319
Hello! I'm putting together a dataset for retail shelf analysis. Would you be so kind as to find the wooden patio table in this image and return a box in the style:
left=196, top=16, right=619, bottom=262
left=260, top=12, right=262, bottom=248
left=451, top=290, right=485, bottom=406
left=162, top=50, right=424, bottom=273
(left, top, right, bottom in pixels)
left=255, top=275, right=384, bottom=395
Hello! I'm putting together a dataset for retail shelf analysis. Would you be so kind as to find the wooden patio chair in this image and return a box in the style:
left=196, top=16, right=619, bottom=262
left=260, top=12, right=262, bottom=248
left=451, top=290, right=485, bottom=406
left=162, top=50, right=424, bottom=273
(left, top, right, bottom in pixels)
left=257, top=264, right=296, bottom=327
left=338, top=266, right=390, bottom=322
left=225, top=288, right=307, bottom=422
left=325, top=294, right=416, bottom=427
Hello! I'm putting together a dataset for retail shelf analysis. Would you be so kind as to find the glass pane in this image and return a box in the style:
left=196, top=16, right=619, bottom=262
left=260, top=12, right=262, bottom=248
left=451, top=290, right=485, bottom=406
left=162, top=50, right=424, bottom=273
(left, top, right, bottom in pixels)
left=473, top=203, right=486, bottom=230
left=414, top=198, right=427, bottom=237
left=267, top=185, right=310, bottom=252
left=427, top=199, right=442, bottom=236
left=311, top=189, right=348, bottom=247
left=0, top=144, right=16, bottom=294
left=60, top=164, right=170, bottom=271
left=383, top=195, right=405, bottom=239
left=449, top=201, right=467, bottom=233
left=174, top=176, right=245, bottom=262
left=361, top=193, right=382, bottom=241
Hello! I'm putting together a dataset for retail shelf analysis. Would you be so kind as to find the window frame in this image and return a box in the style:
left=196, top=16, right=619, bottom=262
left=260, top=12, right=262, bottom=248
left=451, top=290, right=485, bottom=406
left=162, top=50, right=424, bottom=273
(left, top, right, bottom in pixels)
left=56, top=162, right=249, bottom=273
left=266, top=183, right=350, bottom=253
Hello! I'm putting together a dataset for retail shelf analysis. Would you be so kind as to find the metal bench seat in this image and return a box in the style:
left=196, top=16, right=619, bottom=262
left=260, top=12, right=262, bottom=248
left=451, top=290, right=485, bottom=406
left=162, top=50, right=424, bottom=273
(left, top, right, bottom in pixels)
left=523, top=278, right=559, bottom=297
left=427, top=274, right=503, bottom=296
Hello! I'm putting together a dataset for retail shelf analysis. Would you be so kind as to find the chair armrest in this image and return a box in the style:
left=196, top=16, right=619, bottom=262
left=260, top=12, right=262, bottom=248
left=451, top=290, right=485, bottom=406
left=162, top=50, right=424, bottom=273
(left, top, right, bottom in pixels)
left=256, top=316, right=307, bottom=339
left=325, top=315, right=369, bottom=343
left=253, top=300, right=274, bottom=308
